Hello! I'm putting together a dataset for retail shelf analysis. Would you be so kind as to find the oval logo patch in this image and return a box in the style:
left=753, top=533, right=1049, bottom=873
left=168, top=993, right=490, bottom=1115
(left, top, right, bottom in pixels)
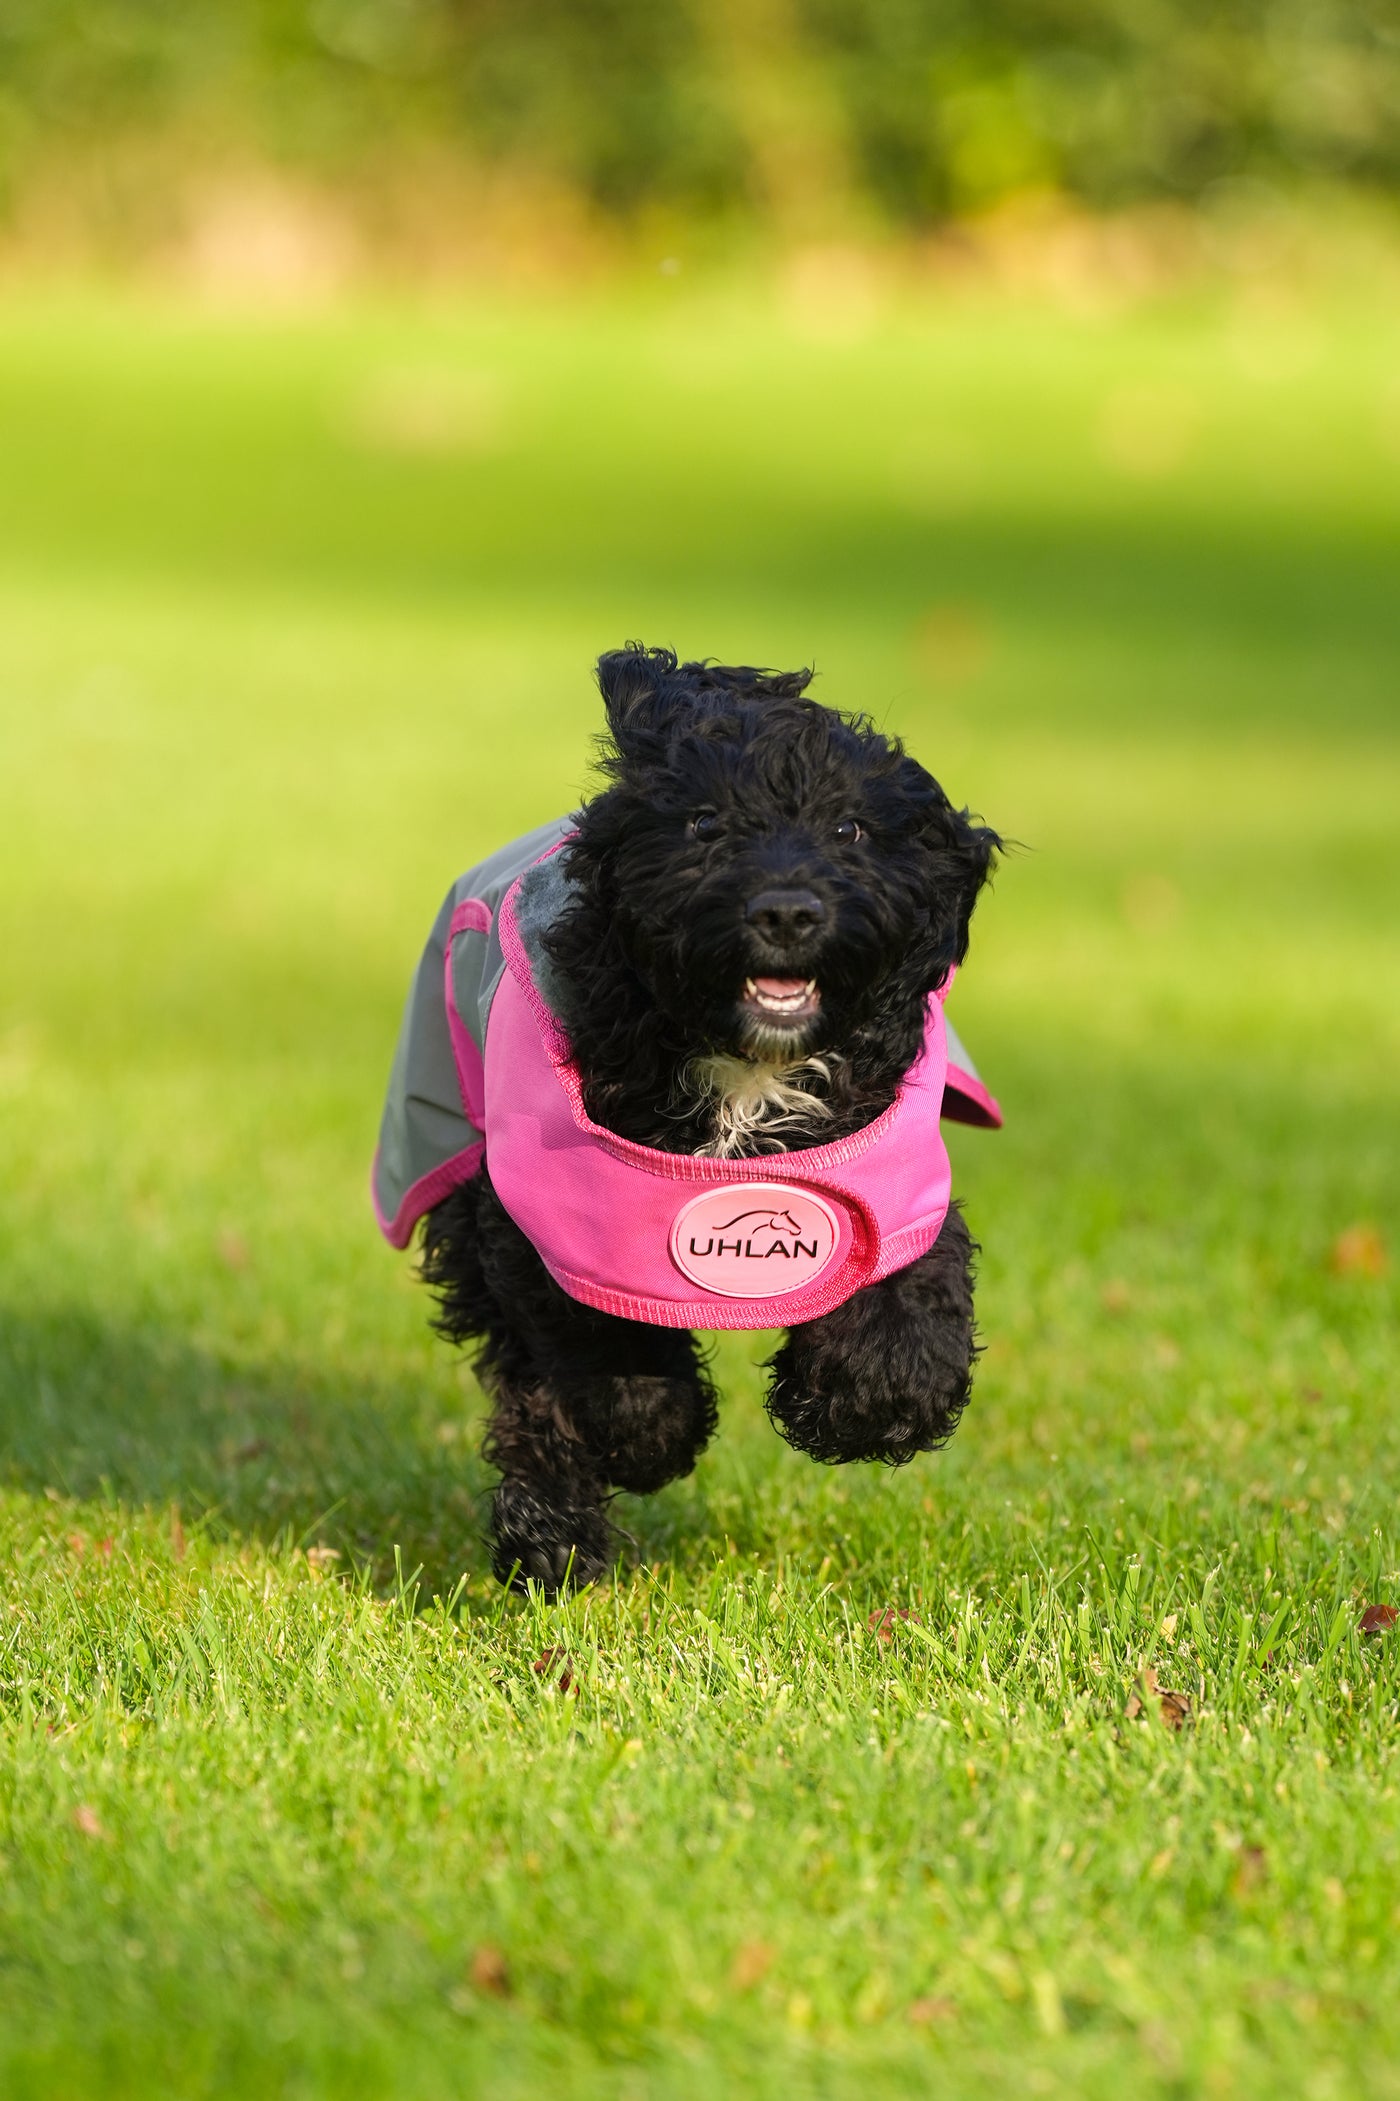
left=668, top=1183, right=841, bottom=1299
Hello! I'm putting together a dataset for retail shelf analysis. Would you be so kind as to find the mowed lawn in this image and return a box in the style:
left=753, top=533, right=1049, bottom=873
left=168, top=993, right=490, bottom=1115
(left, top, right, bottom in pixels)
left=0, top=276, right=1397, bottom=2099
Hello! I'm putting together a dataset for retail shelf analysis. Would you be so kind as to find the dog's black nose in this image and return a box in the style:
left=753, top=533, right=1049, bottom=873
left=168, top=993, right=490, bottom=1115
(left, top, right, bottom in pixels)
left=744, top=888, right=826, bottom=943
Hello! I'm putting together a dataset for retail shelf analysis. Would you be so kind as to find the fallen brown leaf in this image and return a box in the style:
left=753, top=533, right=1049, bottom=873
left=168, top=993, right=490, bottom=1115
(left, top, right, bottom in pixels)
left=1329, top=1224, right=1388, bottom=1278
left=867, top=1607, right=921, bottom=1645
left=216, top=1229, right=251, bottom=1271
left=72, top=1805, right=108, bottom=1840
left=532, top=1648, right=576, bottom=1693
left=1157, top=1689, right=1192, bottom=1729
left=907, top=1994, right=956, bottom=2025
left=730, top=1940, right=775, bottom=1991
left=468, top=1944, right=511, bottom=1997
left=1125, top=1664, right=1192, bottom=1730
left=1360, top=1603, right=1398, bottom=1635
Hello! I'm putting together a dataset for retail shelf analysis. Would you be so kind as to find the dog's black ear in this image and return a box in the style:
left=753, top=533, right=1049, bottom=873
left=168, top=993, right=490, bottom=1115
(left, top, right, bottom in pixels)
left=595, top=643, right=677, bottom=745
left=924, top=792, right=1001, bottom=974
left=596, top=644, right=814, bottom=756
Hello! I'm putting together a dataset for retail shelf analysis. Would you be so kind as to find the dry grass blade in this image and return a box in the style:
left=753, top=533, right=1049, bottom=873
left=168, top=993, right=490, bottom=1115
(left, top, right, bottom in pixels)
left=1232, top=1845, right=1269, bottom=1896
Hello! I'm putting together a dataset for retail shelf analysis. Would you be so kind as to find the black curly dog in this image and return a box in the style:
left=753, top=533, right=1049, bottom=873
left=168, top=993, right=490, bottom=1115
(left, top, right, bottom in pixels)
left=421, top=646, right=1000, bottom=1591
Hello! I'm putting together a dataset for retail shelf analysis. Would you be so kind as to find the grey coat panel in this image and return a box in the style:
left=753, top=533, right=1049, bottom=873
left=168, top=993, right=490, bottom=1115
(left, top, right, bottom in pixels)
left=372, top=816, right=574, bottom=1238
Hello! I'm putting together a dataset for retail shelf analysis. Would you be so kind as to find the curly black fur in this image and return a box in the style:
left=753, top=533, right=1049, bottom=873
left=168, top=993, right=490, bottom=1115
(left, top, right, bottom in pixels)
left=420, top=644, right=1000, bottom=1593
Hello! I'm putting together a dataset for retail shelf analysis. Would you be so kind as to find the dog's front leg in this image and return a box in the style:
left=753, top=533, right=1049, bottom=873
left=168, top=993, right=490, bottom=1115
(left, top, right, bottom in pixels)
left=765, top=1203, right=978, bottom=1465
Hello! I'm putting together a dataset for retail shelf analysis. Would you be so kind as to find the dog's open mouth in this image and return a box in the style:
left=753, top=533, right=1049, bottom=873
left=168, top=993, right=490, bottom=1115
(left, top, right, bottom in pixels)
left=740, top=976, right=821, bottom=1025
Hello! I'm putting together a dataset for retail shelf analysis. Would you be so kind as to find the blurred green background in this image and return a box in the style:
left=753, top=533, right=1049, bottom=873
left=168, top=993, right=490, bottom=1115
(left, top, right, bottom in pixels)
left=0, top=8, right=1399, bottom=2096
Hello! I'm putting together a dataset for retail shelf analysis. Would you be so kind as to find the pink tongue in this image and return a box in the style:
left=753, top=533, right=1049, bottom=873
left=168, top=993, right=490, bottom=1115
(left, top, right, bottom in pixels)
left=752, top=977, right=809, bottom=997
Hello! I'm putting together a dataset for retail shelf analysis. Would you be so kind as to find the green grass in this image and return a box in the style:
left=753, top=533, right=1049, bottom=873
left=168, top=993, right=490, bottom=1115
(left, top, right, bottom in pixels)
left=0, top=274, right=1397, bottom=2098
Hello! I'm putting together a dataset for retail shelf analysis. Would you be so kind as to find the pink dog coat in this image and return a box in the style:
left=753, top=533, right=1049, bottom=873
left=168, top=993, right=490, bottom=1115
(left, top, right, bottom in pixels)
left=373, top=819, right=1001, bottom=1330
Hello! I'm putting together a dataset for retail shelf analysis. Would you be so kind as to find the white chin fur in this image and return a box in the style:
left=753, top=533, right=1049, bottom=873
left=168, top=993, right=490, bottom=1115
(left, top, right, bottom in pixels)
left=684, top=1049, right=841, bottom=1159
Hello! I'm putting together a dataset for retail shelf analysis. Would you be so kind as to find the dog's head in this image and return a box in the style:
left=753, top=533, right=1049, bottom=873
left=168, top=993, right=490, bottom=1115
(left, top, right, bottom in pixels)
left=560, top=644, right=999, bottom=1061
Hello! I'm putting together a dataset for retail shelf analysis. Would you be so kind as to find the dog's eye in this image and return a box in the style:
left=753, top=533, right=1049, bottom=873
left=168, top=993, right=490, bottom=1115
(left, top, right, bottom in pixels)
left=689, top=812, right=723, bottom=842
left=834, top=818, right=863, bottom=845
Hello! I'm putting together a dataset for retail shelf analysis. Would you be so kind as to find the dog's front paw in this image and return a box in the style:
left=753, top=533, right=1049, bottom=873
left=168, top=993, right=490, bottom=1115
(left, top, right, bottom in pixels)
left=766, top=1300, right=974, bottom=1467
left=489, top=1480, right=613, bottom=1595
left=766, top=1353, right=968, bottom=1465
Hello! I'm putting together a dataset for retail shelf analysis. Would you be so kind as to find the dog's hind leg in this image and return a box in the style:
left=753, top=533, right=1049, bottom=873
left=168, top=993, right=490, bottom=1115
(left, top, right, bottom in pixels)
left=423, top=1173, right=716, bottom=1592
left=764, top=1202, right=979, bottom=1466
left=422, top=1177, right=611, bottom=1591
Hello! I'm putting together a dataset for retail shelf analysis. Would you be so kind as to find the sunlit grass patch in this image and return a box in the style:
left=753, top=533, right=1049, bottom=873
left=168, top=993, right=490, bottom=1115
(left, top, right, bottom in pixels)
left=0, top=281, right=1396, bottom=2097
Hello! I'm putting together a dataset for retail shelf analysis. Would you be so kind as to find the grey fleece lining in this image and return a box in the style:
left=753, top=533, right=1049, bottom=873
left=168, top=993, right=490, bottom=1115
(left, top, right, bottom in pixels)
left=507, top=848, right=578, bottom=1034
left=451, top=815, right=576, bottom=1051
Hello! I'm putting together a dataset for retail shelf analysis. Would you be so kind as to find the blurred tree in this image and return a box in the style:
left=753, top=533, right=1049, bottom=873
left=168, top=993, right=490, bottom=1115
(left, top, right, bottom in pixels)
left=1, top=0, right=1397, bottom=250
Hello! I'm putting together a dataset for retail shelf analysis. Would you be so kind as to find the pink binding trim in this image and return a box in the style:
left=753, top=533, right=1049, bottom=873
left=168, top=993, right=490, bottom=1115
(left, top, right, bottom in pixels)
left=538, top=1254, right=875, bottom=1328
left=444, top=897, right=492, bottom=1126
left=372, top=1142, right=485, bottom=1250
left=449, top=898, right=493, bottom=937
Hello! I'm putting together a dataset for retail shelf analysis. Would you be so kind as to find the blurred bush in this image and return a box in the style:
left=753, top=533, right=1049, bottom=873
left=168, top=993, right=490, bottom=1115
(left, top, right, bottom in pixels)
left=1, top=0, right=1398, bottom=258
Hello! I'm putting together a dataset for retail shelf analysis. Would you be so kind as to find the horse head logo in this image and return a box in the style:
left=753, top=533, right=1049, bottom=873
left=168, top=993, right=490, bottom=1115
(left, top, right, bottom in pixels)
left=713, top=1206, right=803, bottom=1236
